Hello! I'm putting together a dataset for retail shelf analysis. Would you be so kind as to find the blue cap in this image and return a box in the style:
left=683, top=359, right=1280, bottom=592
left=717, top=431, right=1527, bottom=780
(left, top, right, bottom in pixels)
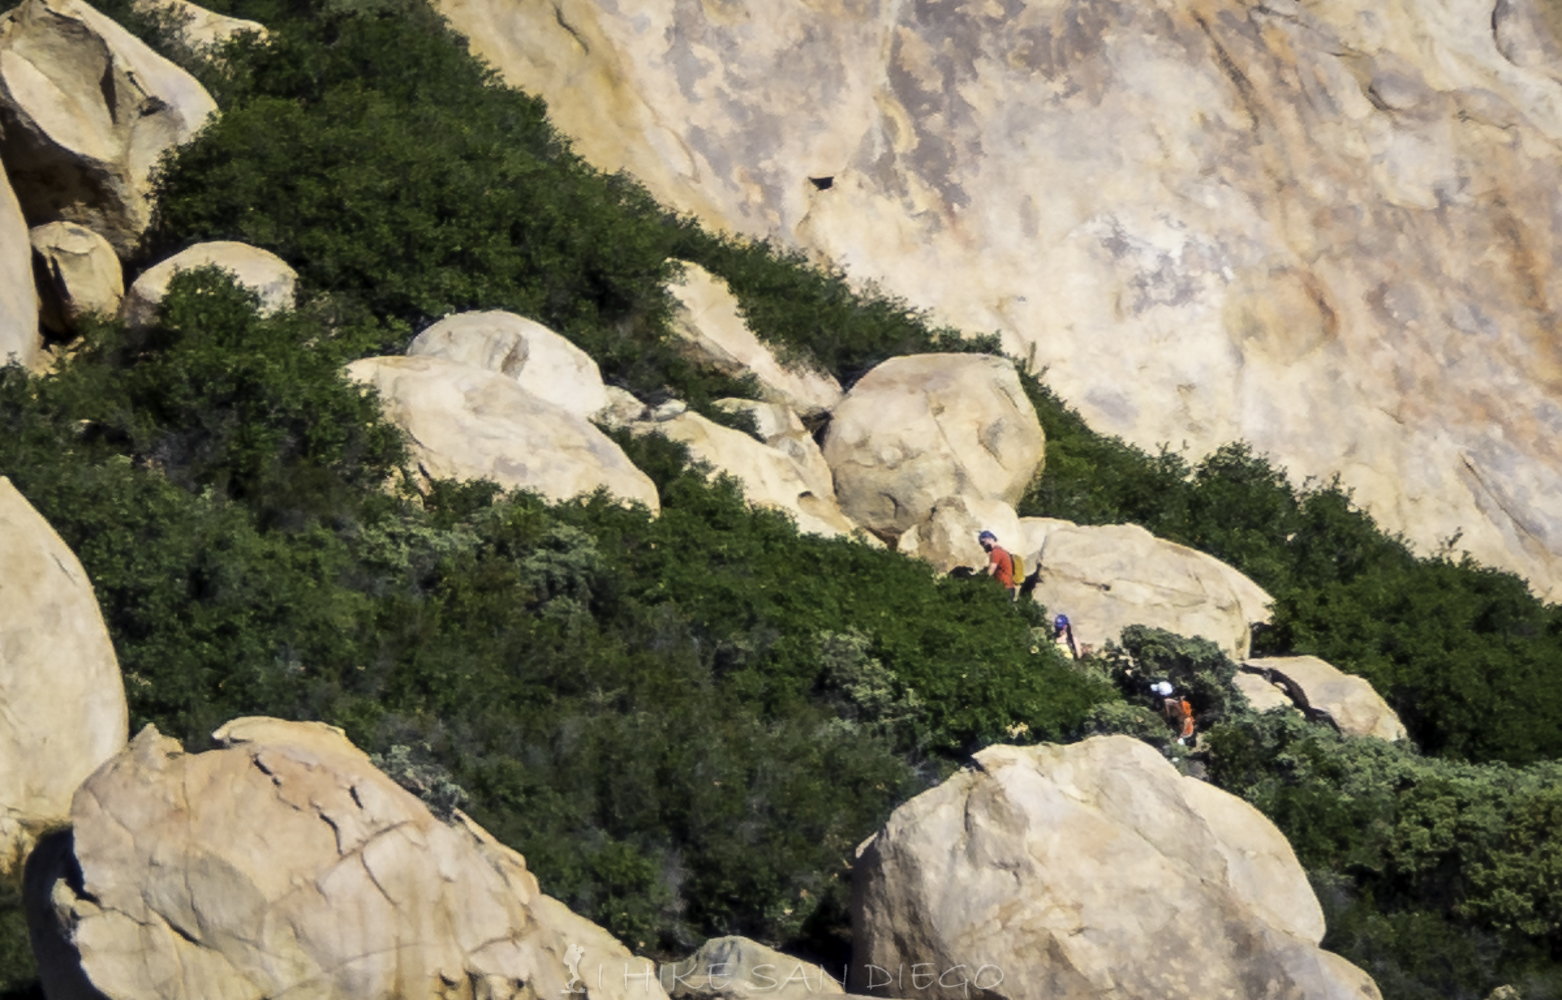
left=1055, top=614, right=1069, bottom=627
left=978, top=530, right=997, bottom=541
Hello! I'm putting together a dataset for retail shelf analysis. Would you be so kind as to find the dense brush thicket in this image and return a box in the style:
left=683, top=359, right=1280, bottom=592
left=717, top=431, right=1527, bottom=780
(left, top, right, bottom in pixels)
left=1, top=1, right=1560, bottom=998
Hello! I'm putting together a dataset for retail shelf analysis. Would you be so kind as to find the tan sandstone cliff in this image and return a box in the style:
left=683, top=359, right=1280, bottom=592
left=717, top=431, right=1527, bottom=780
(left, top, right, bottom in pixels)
left=437, top=0, right=1562, bottom=601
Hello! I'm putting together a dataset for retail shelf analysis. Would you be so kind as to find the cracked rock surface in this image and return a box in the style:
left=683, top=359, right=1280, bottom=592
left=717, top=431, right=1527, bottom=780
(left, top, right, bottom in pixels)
left=851, top=737, right=1380, bottom=1000
left=26, top=717, right=666, bottom=1000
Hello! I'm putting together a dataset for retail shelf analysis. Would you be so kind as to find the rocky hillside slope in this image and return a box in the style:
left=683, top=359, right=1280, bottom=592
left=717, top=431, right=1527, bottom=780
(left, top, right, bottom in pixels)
left=437, top=0, right=1562, bottom=602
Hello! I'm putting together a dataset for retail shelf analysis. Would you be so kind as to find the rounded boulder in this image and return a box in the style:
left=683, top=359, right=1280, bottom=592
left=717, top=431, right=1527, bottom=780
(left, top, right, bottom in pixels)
left=823, top=354, right=1044, bottom=540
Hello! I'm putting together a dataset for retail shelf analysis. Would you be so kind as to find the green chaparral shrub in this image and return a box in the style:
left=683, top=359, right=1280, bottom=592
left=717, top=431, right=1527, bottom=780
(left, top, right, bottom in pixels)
left=0, top=0, right=1557, bottom=993
left=1205, top=710, right=1562, bottom=1000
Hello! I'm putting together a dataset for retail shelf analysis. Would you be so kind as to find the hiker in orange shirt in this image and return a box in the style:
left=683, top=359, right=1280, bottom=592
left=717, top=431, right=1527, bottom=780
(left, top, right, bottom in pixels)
left=978, top=529, right=1017, bottom=601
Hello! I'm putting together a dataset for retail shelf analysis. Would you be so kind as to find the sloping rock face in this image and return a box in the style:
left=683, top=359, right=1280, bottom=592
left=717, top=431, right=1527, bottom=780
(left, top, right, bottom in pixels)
left=0, top=477, right=126, bottom=872
left=347, top=355, right=660, bottom=511
left=31, top=221, right=121, bottom=335
left=1028, top=521, right=1271, bottom=658
left=823, top=354, right=1043, bottom=540
left=668, top=263, right=842, bottom=417
left=661, top=936, right=846, bottom=1000
left=0, top=0, right=216, bottom=255
left=408, top=310, right=610, bottom=419
left=1244, top=656, right=1407, bottom=741
left=122, top=241, right=296, bottom=330
left=436, top=0, right=1562, bottom=602
left=851, top=737, right=1380, bottom=1000
left=0, top=162, right=39, bottom=366
left=27, top=717, right=667, bottom=1000
left=635, top=410, right=855, bottom=538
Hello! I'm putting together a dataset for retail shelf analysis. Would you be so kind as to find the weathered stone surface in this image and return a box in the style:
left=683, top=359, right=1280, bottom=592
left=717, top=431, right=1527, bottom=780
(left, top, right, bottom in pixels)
left=1029, top=521, right=1271, bottom=658
left=27, top=717, right=666, bottom=1000
left=823, top=354, right=1044, bottom=540
left=1244, top=656, right=1407, bottom=741
left=435, top=0, right=1562, bottom=602
left=668, top=263, right=842, bottom=417
left=634, top=410, right=853, bottom=537
left=1235, top=671, right=1301, bottom=716
left=31, top=221, right=120, bottom=335
left=713, top=399, right=834, bottom=500
left=851, top=736, right=1379, bottom=1000
left=0, top=477, right=126, bottom=872
left=409, top=310, right=610, bottom=419
left=347, top=355, right=660, bottom=512
left=132, top=0, right=267, bottom=50
left=0, top=0, right=216, bottom=255
left=660, top=936, right=846, bottom=1000
left=122, top=241, right=296, bottom=330
left=0, top=161, right=39, bottom=366
left=896, top=496, right=1020, bottom=577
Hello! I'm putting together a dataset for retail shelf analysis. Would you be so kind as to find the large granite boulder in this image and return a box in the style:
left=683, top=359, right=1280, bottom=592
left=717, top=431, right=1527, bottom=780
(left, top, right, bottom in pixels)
left=1027, top=520, right=1272, bottom=658
left=27, top=717, right=667, bottom=1000
left=822, top=354, right=1044, bottom=540
left=408, top=310, right=610, bottom=419
left=668, top=263, right=843, bottom=418
left=0, top=0, right=216, bottom=255
left=346, top=355, right=660, bottom=511
left=122, top=241, right=296, bottom=330
left=851, top=736, right=1380, bottom=1000
left=0, top=477, right=127, bottom=872
left=661, top=936, right=846, bottom=1000
left=31, top=221, right=121, bottom=335
left=1243, top=656, right=1407, bottom=741
left=436, top=0, right=1562, bottom=603
left=0, top=161, right=39, bottom=366
left=634, top=410, right=855, bottom=538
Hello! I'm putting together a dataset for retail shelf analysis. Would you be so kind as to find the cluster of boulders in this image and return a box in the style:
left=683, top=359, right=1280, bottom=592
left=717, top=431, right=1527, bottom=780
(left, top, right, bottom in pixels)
left=0, top=0, right=279, bottom=371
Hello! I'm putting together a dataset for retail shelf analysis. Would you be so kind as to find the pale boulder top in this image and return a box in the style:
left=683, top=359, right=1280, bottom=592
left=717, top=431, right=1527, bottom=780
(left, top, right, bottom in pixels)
left=347, top=354, right=660, bottom=512
left=121, top=241, right=297, bottom=329
left=823, top=352, right=1046, bottom=539
left=1020, top=517, right=1272, bottom=658
left=0, top=0, right=217, bottom=153
left=668, top=261, right=843, bottom=417
left=1244, top=656, right=1407, bottom=742
left=850, top=735, right=1380, bottom=1000
left=0, top=476, right=127, bottom=869
left=408, top=309, right=610, bottom=419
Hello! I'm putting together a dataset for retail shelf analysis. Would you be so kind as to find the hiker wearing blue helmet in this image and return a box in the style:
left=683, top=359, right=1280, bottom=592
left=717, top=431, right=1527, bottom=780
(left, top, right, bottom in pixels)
left=977, top=529, right=1018, bottom=601
left=1053, top=613, right=1079, bottom=660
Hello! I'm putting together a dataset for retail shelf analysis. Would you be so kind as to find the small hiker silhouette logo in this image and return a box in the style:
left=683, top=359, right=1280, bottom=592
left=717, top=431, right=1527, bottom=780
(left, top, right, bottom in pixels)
left=562, top=943, right=586, bottom=995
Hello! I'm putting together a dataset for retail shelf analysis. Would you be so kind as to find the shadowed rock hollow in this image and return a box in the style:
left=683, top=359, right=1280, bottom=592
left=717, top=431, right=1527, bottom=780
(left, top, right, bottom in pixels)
left=437, top=0, right=1562, bottom=601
